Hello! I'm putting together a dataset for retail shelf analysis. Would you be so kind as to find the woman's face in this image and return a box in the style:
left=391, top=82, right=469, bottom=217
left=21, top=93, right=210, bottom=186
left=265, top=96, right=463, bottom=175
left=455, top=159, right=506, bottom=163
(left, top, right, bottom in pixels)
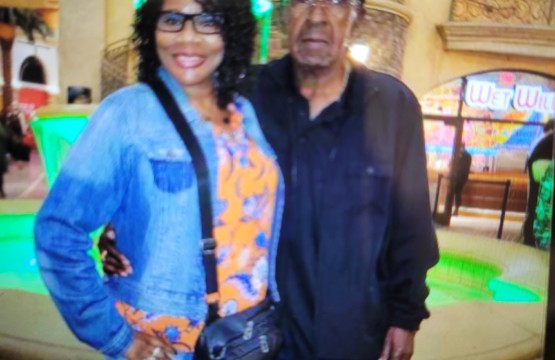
left=156, top=0, right=224, bottom=92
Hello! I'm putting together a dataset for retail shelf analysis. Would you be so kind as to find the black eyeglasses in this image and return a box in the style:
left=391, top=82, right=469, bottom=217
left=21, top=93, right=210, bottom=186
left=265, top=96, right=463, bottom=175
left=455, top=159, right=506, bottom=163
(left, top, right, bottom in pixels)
left=157, top=11, right=225, bottom=34
left=291, top=0, right=361, bottom=17
left=292, top=0, right=361, bottom=6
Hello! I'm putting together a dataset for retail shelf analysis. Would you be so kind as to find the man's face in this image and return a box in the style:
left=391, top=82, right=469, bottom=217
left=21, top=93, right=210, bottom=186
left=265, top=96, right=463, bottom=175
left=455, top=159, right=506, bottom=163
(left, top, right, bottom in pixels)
left=285, top=0, right=359, bottom=69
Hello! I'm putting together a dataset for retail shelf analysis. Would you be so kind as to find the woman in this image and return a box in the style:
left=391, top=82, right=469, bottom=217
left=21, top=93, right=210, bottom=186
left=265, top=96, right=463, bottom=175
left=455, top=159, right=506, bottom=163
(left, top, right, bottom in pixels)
left=34, top=0, right=283, bottom=359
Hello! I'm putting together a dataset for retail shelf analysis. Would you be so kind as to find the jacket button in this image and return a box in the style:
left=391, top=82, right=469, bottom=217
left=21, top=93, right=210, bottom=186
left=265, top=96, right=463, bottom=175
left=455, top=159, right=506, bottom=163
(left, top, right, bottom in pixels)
left=367, top=167, right=375, bottom=174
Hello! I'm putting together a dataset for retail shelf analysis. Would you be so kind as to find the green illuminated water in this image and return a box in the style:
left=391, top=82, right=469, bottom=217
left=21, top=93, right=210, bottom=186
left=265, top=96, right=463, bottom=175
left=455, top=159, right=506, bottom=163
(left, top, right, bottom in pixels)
left=31, top=115, right=89, bottom=187
left=426, top=252, right=541, bottom=306
left=0, top=237, right=102, bottom=296
left=0, top=233, right=543, bottom=305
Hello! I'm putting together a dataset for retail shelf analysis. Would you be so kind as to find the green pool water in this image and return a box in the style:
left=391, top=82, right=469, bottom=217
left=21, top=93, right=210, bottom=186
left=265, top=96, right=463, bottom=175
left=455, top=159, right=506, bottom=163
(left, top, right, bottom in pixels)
left=425, top=252, right=542, bottom=306
left=0, top=236, right=543, bottom=306
left=0, top=237, right=103, bottom=296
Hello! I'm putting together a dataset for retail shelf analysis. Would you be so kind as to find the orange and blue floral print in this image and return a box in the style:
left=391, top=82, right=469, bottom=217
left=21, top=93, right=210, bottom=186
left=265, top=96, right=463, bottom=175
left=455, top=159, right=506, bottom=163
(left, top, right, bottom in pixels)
left=212, top=110, right=279, bottom=317
left=115, top=109, right=279, bottom=353
left=115, top=301, right=204, bottom=354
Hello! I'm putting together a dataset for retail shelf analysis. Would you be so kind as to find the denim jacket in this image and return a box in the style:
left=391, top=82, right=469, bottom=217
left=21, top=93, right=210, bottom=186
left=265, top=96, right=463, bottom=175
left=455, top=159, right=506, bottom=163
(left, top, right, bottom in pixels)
left=34, top=68, right=284, bottom=358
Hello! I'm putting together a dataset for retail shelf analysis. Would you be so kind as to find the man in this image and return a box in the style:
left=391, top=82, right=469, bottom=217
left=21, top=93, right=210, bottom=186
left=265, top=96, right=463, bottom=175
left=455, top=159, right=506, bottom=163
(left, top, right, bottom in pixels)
left=101, top=0, right=439, bottom=358
left=451, top=143, right=472, bottom=216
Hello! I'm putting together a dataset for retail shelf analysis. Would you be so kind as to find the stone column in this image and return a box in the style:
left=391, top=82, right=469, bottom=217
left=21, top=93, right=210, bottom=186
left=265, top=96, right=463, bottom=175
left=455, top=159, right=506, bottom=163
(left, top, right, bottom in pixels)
left=105, top=0, right=134, bottom=46
left=354, top=0, right=413, bottom=78
left=59, top=0, right=106, bottom=103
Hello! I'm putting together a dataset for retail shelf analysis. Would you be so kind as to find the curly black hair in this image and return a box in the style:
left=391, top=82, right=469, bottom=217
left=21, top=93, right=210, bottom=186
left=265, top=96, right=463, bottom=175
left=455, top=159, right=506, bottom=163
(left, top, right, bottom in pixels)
left=133, top=0, right=256, bottom=109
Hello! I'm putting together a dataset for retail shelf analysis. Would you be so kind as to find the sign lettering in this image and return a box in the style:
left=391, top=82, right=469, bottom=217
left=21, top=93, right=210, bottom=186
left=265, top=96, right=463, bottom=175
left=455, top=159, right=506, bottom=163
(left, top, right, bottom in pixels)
left=465, top=80, right=555, bottom=114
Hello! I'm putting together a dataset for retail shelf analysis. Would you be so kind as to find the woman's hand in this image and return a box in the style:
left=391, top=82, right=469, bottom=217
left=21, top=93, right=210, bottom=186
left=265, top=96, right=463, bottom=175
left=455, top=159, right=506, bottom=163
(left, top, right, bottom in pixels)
left=125, top=331, right=177, bottom=360
left=99, top=224, right=133, bottom=276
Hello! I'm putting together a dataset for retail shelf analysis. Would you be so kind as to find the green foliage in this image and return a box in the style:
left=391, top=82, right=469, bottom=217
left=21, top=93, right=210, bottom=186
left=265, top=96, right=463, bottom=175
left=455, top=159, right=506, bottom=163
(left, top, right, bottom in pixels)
left=0, top=7, right=52, bottom=42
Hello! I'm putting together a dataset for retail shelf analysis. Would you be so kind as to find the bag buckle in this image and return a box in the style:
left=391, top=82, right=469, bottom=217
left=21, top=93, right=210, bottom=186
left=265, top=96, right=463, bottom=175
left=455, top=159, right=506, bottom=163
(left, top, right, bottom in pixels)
left=259, top=335, right=270, bottom=353
left=201, top=237, right=216, bottom=255
left=243, top=321, right=254, bottom=340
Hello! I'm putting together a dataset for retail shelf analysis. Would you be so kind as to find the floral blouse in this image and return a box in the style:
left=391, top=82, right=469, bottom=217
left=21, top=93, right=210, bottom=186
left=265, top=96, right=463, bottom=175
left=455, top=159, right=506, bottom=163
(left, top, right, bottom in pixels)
left=116, top=109, right=279, bottom=355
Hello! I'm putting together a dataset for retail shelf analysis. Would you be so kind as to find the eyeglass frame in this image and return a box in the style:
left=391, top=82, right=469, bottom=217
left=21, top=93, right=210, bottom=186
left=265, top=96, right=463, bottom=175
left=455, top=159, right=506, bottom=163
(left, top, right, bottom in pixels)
left=289, top=0, right=362, bottom=9
left=288, top=0, right=363, bottom=19
left=156, top=11, right=225, bottom=35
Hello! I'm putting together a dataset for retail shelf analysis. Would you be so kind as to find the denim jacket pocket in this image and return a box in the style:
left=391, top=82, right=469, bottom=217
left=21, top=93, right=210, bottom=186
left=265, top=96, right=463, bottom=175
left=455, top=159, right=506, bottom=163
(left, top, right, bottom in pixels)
left=149, top=149, right=194, bottom=193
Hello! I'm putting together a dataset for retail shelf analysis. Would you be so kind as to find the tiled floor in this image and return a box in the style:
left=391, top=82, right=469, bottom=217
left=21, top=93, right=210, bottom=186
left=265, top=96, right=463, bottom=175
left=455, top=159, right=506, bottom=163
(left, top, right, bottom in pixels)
left=448, top=209, right=524, bottom=242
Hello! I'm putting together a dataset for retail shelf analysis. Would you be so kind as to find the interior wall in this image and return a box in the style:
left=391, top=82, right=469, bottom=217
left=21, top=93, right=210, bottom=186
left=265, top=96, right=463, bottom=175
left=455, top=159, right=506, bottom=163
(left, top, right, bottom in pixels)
left=58, top=0, right=106, bottom=103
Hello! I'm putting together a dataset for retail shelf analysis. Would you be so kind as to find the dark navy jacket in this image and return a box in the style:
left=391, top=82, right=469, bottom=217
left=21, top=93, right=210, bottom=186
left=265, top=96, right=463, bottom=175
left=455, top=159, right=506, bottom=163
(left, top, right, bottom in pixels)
left=248, top=56, right=439, bottom=359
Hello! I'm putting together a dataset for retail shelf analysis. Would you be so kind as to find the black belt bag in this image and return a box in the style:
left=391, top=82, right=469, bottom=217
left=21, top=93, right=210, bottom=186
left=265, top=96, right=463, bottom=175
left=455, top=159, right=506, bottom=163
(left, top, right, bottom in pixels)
left=149, top=80, right=282, bottom=360
left=195, top=299, right=282, bottom=360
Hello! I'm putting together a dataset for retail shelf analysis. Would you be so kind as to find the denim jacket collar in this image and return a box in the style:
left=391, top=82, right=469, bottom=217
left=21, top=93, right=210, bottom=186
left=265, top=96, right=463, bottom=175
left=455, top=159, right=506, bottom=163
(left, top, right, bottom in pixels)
left=157, top=66, right=276, bottom=159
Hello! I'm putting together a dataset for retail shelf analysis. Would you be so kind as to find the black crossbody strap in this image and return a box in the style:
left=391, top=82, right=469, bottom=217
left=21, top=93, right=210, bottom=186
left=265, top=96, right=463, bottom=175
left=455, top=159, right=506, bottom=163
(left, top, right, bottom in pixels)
left=149, top=79, right=219, bottom=298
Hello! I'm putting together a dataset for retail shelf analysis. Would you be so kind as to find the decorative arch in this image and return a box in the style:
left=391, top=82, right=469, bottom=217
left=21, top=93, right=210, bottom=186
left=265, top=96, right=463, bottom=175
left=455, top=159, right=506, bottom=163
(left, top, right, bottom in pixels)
left=421, top=69, right=555, bottom=224
left=422, top=69, right=555, bottom=120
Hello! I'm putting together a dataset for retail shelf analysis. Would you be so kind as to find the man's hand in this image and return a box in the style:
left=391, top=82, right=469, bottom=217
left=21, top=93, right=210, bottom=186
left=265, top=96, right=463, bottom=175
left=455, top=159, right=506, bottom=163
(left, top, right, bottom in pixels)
left=125, top=331, right=177, bottom=360
left=378, top=327, right=416, bottom=360
left=99, top=224, right=133, bottom=276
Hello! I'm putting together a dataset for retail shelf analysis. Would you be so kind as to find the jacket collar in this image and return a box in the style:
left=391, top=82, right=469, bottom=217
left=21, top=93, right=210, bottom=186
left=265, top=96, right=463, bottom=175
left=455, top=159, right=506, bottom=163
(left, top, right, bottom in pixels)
left=263, top=54, right=380, bottom=108
left=157, top=67, right=191, bottom=108
left=264, top=55, right=297, bottom=93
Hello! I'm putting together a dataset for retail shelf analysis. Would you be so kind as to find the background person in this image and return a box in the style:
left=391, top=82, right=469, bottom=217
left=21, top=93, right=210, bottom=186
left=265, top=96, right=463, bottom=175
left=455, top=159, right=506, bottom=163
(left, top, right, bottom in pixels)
left=451, top=142, right=472, bottom=216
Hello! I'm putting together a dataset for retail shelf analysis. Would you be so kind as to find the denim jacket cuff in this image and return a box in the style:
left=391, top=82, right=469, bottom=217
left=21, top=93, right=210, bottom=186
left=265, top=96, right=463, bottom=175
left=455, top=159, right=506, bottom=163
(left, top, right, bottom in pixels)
left=99, top=322, right=134, bottom=358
